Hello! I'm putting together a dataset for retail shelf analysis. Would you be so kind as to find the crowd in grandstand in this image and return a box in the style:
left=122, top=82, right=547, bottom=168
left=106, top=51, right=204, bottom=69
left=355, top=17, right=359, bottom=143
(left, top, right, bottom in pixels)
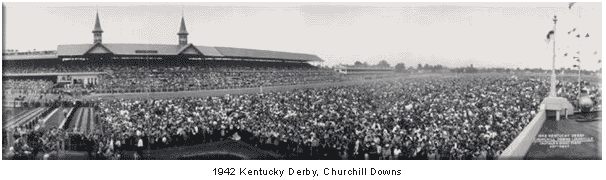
left=97, top=65, right=341, bottom=93
left=4, top=62, right=343, bottom=95
left=3, top=62, right=107, bottom=74
left=3, top=79, right=54, bottom=95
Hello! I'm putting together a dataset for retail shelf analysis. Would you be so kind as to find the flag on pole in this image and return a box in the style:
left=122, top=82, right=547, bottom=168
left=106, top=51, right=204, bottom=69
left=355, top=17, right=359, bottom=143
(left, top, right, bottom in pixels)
left=545, top=30, right=555, bottom=44
left=569, top=2, right=576, bottom=9
left=546, top=30, right=555, bottom=40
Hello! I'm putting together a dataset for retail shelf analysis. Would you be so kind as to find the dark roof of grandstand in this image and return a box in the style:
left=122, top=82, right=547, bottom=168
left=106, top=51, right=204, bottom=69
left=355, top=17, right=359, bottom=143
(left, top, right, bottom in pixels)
left=214, top=47, right=324, bottom=62
left=57, top=43, right=215, bottom=56
left=53, top=43, right=323, bottom=62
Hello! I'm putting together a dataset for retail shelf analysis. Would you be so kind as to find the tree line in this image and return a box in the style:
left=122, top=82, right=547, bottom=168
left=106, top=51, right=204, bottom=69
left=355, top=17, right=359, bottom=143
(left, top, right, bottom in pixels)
left=342, top=60, right=601, bottom=74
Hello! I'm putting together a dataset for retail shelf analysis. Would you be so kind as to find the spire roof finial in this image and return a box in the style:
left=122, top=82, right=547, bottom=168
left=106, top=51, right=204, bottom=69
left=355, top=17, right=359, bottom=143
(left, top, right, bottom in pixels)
left=93, top=7, right=103, bottom=33
left=178, top=10, right=188, bottom=35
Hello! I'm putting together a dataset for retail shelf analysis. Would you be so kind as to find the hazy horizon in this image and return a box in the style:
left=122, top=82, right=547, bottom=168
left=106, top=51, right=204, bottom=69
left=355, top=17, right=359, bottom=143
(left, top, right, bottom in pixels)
left=2, top=2, right=602, bottom=70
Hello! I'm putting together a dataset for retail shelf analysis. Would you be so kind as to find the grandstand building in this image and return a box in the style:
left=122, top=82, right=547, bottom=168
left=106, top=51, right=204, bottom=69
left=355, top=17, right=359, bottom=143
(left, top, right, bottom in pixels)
left=2, top=11, right=325, bottom=86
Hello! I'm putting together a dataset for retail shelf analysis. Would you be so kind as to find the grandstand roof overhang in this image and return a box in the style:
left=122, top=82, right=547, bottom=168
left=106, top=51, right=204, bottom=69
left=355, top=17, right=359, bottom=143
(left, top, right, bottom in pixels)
left=213, top=47, right=324, bottom=62
left=2, top=54, right=58, bottom=61
left=4, top=43, right=324, bottom=63
left=50, top=43, right=324, bottom=62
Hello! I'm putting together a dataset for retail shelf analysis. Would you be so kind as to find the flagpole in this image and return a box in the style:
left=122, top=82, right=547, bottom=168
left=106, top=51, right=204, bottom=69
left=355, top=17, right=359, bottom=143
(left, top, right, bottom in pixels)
left=578, top=58, right=581, bottom=101
left=550, top=15, right=557, bottom=97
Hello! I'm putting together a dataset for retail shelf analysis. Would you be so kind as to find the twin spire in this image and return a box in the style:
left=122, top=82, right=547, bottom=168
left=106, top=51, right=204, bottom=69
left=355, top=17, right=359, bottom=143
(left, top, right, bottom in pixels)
left=178, top=11, right=189, bottom=46
left=92, top=8, right=189, bottom=45
left=92, top=10, right=103, bottom=33
left=178, top=15, right=189, bottom=35
left=92, top=9, right=103, bottom=43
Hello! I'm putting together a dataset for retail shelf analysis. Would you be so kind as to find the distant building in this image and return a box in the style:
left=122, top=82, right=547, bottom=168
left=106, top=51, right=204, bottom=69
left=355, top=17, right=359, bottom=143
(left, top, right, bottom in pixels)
left=334, top=64, right=394, bottom=74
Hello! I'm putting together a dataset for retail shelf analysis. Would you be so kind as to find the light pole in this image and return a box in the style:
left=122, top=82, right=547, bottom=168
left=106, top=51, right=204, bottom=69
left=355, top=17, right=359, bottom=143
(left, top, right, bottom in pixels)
left=549, top=15, right=557, bottom=97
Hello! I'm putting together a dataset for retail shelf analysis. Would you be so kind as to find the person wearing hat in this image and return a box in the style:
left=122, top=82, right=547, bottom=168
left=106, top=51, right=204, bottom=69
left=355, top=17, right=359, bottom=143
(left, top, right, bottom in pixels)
left=7, top=146, right=15, bottom=159
left=427, top=148, right=437, bottom=160
left=393, top=145, right=402, bottom=160
left=368, top=143, right=378, bottom=160
left=43, top=153, right=51, bottom=160
left=136, top=137, right=144, bottom=159
left=113, top=154, right=121, bottom=160
left=353, top=139, right=361, bottom=159
left=338, top=146, right=348, bottom=160
left=133, top=152, right=140, bottom=160
left=114, top=137, right=122, bottom=156
left=382, top=144, right=392, bottom=160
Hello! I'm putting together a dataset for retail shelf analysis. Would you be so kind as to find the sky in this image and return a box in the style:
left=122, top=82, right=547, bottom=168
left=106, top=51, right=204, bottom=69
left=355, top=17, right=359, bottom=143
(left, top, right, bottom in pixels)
left=2, top=2, right=603, bottom=70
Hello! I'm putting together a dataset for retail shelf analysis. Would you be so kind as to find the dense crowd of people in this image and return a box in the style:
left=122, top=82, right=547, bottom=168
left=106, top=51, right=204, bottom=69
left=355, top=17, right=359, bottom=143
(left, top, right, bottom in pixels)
left=556, top=76, right=602, bottom=111
left=50, top=75, right=582, bottom=160
left=3, top=125, right=67, bottom=160
left=2, top=61, right=602, bottom=160
left=96, top=65, right=341, bottom=93
left=4, top=61, right=344, bottom=95
left=3, top=63, right=104, bottom=74
left=3, top=79, right=54, bottom=95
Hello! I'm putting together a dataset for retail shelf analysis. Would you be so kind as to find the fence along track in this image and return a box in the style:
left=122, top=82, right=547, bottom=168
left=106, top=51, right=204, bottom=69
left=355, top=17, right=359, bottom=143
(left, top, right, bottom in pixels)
left=4, top=108, right=46, bottom=129
left=79, top=108, right=89, bottom=134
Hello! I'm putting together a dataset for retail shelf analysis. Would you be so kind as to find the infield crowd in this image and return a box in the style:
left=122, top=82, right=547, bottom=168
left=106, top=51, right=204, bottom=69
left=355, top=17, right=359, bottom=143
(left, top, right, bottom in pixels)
left=3, top=73, right=601, bottom=160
